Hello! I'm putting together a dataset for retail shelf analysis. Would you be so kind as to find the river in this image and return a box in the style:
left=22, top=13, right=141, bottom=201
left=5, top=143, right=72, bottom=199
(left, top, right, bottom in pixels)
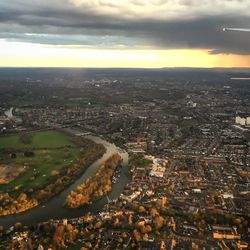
left=0, top=135, right=129, bottom=228
left=4, top=107, right=14, bottom=119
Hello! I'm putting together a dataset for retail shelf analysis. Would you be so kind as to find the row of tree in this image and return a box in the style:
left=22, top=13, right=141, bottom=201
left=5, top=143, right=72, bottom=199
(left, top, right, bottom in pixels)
left=0, top=193, right=38, bottom=216
left=66, top=154, right=121, bottom=208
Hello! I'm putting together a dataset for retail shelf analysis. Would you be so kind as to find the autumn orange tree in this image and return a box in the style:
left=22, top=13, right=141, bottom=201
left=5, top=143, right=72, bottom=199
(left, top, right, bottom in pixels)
left=66, top=154, right=121, bottom=208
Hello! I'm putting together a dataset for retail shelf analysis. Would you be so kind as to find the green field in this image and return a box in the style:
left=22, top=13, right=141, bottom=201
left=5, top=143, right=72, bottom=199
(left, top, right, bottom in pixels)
left=0, top=130, right=81, bottom=196
left=0, top=130, right=76, bottom=149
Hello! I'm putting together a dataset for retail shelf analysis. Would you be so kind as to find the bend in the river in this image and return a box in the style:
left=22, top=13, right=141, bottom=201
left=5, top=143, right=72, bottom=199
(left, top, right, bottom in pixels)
left=0, top=134, right=129, bottom=228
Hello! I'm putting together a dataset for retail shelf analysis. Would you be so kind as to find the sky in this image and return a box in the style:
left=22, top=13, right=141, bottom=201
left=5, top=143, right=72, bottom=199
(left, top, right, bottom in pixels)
left=0, top=0, right=250, bottom=68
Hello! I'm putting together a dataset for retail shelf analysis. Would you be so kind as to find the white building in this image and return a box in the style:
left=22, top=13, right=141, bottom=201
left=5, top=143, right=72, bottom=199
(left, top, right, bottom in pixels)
left=247, top=117, right=250, bottom=125
left=150, top=165, right=165, bottom=178
left=235, top=115, right=250, bottom=126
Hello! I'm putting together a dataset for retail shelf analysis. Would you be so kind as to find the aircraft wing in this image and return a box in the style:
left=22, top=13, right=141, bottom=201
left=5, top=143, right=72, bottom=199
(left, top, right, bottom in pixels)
left=223, top=28, right=250, bottom=32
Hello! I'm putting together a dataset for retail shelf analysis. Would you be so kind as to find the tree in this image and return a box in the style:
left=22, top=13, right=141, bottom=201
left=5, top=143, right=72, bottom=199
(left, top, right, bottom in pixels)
left=94, top=221, right=102, bottom=229
left=133, top=230, right=141, bottom=242
left=145, top=225, right=152, bottom=233
left=53, top=225, right=65, bottom=249
left=155, top=216, right=164, bottom=228
left=20, top=133, right=32, bottom=144
left=150, top=207, right=159, bottom=217
left=139, top=206, right=146, bottom=213
left=14, top=222, right=22, bottom=231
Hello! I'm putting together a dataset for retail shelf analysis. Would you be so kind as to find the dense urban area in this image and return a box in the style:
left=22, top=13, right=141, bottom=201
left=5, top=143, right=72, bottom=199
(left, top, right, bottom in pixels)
left=0, top=68, right=250, bottom=250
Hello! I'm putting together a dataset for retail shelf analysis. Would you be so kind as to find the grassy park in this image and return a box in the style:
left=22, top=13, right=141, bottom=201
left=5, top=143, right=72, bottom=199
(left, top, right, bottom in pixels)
left=0, top=130, right=81, bottom=196
left=0, top=130, right=106, bottom=216
left=0, top=130, right=76, bottom=149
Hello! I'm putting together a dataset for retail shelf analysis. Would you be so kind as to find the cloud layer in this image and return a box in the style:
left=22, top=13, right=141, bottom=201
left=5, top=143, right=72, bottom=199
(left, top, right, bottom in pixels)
left=1, top=0, right=250, bottom=54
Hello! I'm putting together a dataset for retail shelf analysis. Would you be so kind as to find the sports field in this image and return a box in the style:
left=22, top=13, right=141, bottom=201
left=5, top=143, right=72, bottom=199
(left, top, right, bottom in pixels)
left=0, top=130, right=81, bottom=196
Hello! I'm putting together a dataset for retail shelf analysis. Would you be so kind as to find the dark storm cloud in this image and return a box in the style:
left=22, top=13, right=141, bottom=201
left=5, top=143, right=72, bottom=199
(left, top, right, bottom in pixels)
left=140, top=16, right=250, bottom=55
left=0, top=0, right=250, bottom=54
